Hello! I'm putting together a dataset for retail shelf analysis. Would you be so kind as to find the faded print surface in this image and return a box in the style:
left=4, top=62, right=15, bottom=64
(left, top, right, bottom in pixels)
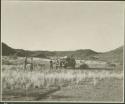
left=1, top=1, right=124, bottom=102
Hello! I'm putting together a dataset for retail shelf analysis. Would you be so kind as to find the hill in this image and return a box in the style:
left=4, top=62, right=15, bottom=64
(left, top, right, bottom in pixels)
left=92, top=46, right=124, bottom=64
left=2, top=43, right=16, bottom=56
left=2, top=42, right=56, bottom=58
left=1, top=42, right=123, bottom=64
left=54, top=49, right=98, bottom=59
left=1, top=42, right=98, bottom=58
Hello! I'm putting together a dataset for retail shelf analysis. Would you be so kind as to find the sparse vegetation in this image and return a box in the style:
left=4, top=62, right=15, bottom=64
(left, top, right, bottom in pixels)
left=1, top=43, right=123, bottom=101
left=2, top=67, right=123, bottom=90
left=2, top=56, right=123, bottom=91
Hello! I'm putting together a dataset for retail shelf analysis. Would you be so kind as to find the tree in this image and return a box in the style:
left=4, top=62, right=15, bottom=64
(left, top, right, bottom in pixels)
left=64, top=56, right=76, bottom=69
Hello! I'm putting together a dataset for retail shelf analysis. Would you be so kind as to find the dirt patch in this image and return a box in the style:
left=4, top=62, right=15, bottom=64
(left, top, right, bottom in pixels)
left=41, top=78, right=123, bottom=102
left=2, top=86, right=60, bottom=101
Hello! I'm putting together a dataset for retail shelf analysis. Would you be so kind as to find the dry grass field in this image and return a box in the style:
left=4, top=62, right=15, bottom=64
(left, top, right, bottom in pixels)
left=2, top=56, right=124, bottom=102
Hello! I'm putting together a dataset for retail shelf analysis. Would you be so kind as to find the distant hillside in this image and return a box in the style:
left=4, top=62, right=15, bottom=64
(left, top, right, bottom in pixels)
left=2, top=42, right=56, bottom=58
left=1, top=42, right=123, bottom=64
left=2, top=43, right=16, bottom=56
left=54, top=49, right=98, bottom=59
left=1, top=42, right=98, bottom=58
left=92, top=46, right=124, bottom=64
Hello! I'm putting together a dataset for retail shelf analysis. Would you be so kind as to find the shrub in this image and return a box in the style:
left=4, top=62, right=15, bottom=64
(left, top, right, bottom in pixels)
left=80, top=63, right=89, bottom=69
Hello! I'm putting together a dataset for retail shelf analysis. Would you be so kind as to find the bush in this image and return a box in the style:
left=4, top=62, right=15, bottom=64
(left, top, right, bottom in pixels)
left=80, top=63, right=89, bottom=69
left=108, top=63, right=116, bottom=67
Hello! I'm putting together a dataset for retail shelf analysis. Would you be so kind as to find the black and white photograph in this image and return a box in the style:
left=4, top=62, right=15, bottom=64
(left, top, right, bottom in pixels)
left=1, top=0, right=124, bottom=103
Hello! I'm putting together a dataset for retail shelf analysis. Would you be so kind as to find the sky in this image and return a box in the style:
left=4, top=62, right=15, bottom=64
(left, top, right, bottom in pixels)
left=1, top=1, right=124, bottom=52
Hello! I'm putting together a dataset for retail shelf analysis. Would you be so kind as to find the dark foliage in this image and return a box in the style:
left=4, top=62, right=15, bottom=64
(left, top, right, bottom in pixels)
left=80, top=64, right=89, bottom=69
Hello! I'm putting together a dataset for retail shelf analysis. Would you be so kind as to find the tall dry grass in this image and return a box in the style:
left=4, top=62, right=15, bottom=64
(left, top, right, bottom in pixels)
left=2, top=56, right=123, bottom=90
left=2, top=65, right=123, bottom=90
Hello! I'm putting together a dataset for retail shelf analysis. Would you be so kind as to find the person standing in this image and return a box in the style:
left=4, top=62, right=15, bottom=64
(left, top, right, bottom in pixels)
left=24, top=56, right=27, bottom=70
left=30, top=57, right=34, bottom=71
left=56, top=59, right=59, bottom=69
left=60, top=59, right=63, bottom=69
left=71, top=55, right=76, bottom=69
left=50, top=59, right=53, bottom=69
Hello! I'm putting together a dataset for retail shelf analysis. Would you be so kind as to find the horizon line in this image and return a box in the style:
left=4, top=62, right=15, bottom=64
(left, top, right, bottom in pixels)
left=2, top=42, right=124, bottom=53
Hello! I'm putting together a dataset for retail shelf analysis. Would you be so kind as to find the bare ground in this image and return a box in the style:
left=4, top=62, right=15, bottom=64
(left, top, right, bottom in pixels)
left=2, top=78, right=123, bottom=102
left=40, top=78, right=123, bottom=102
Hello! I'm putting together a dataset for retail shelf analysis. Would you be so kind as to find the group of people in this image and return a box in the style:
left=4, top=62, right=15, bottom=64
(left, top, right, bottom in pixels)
left=49, top=55, right=76, bottom=69
left=24, top=55, right=76, bottom=71
left=50, top=58, right=66, bottom=69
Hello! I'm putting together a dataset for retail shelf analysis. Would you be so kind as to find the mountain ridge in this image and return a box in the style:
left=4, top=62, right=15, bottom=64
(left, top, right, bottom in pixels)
left=2, top=42, right=98, bottom=57
left=2, top=42, right=123, bottom=63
